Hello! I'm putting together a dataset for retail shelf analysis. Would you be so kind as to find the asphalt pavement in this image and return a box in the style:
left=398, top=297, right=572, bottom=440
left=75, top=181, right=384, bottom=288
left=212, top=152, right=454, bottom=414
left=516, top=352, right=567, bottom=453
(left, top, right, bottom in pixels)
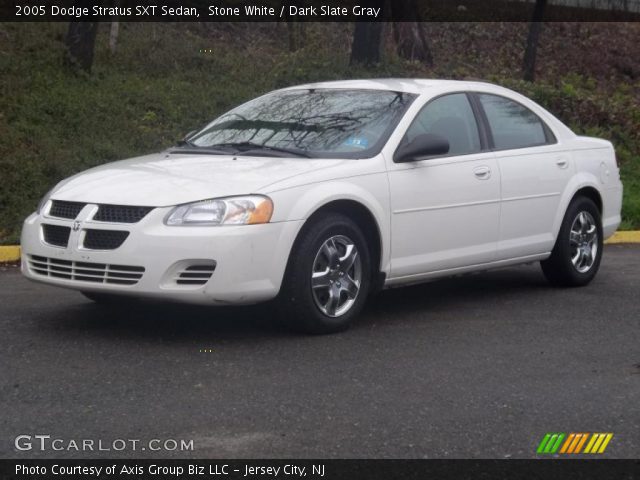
left=1, top=245, right=638, bottom=459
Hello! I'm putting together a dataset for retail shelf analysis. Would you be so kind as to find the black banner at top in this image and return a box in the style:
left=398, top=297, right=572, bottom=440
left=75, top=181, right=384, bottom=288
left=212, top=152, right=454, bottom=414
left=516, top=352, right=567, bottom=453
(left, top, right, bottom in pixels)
left=2, top=0, right=640, bottom=22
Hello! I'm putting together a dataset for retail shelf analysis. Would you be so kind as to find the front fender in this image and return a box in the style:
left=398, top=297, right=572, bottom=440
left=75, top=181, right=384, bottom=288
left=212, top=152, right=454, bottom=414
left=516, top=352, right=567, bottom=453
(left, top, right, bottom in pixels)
left=266, top=174, right=391, bottom=273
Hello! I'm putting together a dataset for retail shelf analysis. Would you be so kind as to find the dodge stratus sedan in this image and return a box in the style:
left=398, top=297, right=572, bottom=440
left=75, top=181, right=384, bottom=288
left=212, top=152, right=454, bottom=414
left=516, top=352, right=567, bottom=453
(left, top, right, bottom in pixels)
left=22, top=79, right=622, bottom=333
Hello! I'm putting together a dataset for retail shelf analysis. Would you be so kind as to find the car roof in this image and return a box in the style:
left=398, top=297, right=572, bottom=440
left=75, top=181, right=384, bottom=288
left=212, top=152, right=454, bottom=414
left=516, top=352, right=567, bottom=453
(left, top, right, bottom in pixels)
left=282, top=78, right=501, bottom=95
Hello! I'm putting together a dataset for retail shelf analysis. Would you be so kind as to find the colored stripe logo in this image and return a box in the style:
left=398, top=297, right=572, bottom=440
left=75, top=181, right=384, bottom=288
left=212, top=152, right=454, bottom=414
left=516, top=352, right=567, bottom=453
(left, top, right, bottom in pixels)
left=537, top=433, right=613, bottom=454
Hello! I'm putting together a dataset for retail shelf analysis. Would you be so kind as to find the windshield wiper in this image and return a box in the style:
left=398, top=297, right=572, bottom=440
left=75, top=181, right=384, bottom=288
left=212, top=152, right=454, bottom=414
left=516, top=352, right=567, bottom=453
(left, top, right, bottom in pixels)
left=208, top=142, right=312, bottom=158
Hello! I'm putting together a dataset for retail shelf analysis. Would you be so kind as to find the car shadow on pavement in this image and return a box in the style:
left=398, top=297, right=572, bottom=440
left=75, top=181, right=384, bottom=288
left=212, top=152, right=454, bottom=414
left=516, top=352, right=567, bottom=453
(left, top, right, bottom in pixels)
left=43, top=299, right=285, bottom=342
left=40, top=264, right=552, bottom=342
left=365, top=264, right=551, bottom=320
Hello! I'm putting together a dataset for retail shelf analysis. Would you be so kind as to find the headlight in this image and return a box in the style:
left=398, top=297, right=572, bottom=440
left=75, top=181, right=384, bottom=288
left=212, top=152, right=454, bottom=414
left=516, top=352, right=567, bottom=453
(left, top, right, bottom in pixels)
left=165, top=195, right=273, bottom=226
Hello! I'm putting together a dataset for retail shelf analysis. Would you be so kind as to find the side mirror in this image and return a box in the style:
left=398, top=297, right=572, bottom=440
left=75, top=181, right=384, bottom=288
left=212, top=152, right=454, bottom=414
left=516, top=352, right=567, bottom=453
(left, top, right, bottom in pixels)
left=393, top=133, right=450, bottom=163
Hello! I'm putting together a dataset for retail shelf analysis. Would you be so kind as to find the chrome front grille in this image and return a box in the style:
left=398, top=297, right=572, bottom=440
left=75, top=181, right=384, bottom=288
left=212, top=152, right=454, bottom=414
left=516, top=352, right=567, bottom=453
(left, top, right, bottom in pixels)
left=94, top=204, right=153, bottom=223
left=49, top=200, right=86, bottom=220
left=28, top=255, right=144, bottom=285
left=83, top=230, right=129, bottom=250
left=176, top=264, right=216, bottom=286
left=42, top=224, right=71, bottom=248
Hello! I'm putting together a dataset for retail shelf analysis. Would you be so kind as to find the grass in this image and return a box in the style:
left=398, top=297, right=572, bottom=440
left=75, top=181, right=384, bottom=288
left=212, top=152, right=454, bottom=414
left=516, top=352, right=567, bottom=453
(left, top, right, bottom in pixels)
left=0, top=22, right=638, bottom=243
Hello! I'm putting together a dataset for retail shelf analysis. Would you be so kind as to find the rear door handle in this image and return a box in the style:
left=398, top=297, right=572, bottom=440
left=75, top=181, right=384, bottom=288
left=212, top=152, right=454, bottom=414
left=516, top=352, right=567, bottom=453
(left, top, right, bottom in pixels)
left=473, top=165, right=491, bottom=180
left=556, top=157, right=569, bottom=169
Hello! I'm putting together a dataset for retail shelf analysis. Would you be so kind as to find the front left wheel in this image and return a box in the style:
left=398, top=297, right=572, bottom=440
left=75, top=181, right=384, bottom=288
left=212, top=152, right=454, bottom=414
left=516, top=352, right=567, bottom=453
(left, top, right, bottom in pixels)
left=276, top=213, right=372, bottom=334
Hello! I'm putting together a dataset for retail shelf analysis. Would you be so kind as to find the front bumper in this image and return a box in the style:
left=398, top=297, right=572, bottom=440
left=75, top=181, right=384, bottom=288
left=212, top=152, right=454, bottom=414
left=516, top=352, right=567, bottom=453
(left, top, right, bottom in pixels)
left=20, top=208, right=303, bottom=305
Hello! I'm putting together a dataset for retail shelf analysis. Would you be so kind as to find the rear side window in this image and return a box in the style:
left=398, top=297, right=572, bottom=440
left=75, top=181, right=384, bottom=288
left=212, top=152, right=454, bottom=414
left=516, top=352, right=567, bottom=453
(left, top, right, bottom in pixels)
left=478, top=94, right=553, bottom=150
left=404, top=93, right=481, bottom=156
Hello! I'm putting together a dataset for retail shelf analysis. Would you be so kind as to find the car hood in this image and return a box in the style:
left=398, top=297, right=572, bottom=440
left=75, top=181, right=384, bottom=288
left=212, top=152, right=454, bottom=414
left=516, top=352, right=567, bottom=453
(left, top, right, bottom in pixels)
left=50, top=152, right=347, bottom=206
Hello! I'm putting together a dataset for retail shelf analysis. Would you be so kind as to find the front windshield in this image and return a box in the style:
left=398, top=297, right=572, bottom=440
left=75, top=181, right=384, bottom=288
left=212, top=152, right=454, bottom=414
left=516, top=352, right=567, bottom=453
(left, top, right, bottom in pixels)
left=188, top=88, right=416, bottom=158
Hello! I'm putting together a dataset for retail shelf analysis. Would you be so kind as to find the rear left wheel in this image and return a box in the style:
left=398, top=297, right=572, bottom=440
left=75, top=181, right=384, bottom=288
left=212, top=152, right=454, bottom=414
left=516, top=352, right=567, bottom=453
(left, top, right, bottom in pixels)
left=541, top=196, right=603, bottom=287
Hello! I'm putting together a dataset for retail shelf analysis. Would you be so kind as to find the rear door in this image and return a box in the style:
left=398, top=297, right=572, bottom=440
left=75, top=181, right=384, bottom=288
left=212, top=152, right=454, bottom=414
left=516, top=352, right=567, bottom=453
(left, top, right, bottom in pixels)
left=474, top=93, right=572, bottom=260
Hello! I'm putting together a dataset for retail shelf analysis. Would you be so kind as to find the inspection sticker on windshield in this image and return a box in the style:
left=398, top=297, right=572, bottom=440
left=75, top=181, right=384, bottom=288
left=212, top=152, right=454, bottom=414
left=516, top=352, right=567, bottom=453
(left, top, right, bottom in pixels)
left=343, top=136, right=369, bottom=149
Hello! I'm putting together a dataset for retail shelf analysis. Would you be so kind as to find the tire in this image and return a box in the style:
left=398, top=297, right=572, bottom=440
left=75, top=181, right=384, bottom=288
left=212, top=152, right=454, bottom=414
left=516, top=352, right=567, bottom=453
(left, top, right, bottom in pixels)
left=541, top=196, right=603, bottom=287
left=276, top=212, right=372, bottom=334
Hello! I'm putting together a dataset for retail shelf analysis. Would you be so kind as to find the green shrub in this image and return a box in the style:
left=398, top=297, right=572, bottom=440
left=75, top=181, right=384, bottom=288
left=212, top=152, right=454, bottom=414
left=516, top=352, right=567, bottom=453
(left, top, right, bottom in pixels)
left=1, top=22, right=638, bottom=244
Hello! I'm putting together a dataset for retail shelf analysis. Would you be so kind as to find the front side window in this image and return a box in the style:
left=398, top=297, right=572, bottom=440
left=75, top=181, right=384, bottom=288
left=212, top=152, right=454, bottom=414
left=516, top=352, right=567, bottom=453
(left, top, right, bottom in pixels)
left=189, top=89, right=416, bottom=158
left=403, top=93, right=482, bottom=157
left=478, top=94, right=552, bottom=150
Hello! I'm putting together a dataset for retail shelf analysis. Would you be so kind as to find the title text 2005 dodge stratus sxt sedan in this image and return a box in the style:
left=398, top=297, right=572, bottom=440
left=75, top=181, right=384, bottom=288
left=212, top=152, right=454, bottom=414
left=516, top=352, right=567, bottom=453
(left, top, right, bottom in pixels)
left=21, top=79, right=622, bottom=333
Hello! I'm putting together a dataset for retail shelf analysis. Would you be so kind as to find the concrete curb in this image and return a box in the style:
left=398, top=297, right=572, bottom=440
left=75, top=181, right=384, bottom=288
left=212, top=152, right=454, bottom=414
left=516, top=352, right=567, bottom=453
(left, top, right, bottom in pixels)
left=1, top=231, right=639, bottom=263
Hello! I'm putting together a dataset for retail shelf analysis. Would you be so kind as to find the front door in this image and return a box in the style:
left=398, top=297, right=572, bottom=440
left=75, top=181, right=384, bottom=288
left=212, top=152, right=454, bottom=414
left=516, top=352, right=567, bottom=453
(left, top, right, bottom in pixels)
left=387, top=93, right=501, bottom=280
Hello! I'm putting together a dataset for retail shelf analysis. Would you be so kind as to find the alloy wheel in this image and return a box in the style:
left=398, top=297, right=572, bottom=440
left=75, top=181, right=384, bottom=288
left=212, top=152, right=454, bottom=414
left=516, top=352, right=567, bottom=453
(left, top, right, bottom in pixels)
left=569, top=211, right=598, bottom=273
left=311, top=235, right=362, bottom=317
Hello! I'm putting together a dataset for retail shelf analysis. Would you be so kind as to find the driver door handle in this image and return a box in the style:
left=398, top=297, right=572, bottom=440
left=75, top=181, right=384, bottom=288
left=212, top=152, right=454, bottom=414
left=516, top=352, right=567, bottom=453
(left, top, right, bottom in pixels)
left=473, top=165, right=491, bottom=180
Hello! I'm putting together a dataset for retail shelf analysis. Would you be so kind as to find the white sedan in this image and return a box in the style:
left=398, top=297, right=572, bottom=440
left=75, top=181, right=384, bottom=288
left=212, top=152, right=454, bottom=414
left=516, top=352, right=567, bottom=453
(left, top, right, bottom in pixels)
left=21, top=79, right=623, bottom=333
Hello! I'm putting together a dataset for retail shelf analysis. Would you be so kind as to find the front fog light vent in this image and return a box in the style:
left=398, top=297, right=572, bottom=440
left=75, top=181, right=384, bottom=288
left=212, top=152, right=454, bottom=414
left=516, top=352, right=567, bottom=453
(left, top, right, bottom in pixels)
left=176, top=264, right=216, bottom=286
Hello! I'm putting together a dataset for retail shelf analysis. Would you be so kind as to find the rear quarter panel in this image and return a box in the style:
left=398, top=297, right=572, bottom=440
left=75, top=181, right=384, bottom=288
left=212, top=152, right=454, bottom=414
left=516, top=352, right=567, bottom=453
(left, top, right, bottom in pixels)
left=554, top=137, right=622, bottom=239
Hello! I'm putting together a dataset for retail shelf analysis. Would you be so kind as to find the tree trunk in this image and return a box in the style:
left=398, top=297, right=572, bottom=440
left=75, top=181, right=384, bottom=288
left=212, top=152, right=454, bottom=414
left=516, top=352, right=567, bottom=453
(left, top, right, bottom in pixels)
left=390, top=0, right=433, bottom=65
left=65, top=22, right=99, bottom=72
left=392, top=22, right=433, bottom=65
left=109, top=22, right=119, bottom=54
left=350, top=22, right=384, bottom=65
left=522, top=0, right=548, bottom=82
left=108, top=0, right=120, bottom=54
left=287, top=22, right=306, bottom=52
